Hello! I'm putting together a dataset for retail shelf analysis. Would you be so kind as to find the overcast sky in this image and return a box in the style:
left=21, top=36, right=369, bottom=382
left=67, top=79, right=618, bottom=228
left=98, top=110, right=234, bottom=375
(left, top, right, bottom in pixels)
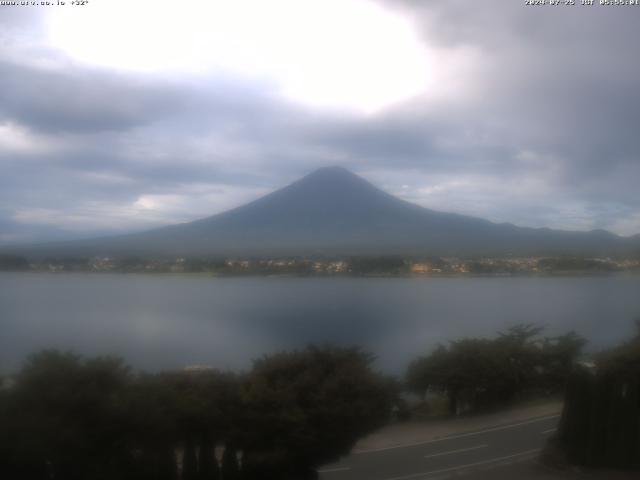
left=1, top=0, right=639, bottom=245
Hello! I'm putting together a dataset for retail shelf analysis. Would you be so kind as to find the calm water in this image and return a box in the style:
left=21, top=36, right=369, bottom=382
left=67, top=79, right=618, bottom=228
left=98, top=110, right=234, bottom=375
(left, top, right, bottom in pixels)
left=1, top=273, right=639, bottom=374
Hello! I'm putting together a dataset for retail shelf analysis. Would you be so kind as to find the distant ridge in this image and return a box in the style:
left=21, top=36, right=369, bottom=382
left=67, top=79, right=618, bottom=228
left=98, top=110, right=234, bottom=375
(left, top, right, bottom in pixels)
left=5, top=167, right=640, bottom=258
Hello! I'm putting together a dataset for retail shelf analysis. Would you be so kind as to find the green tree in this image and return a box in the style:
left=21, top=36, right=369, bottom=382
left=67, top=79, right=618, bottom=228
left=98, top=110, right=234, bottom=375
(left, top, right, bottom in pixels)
left=539, top=331, right=587, bottom=392
left=240, top=346, right=393, bottom=479
left=555, top=323, right=640, bottom=470
left=495, top=324, right=546, bottom=397
left=406, top=344, right=450, bottom=400
left=125, top=369, right=239, bottom=480
left=221, top=444, right=240, bottom=480
left=198, top=434, right=220, bottom=480
left=6, top=350, right=133, bottom=480
left=407, top=325, right=584, bottom=416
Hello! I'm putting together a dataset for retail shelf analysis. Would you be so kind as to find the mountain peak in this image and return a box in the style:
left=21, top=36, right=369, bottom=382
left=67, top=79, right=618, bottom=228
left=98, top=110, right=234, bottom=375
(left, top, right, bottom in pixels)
left=6, top=167, right=637, bottom=258
left=307, top=165, right=354, bottom=175
left=299, top=165, right=361, bottom=183
left=290, top=166, right=379, bottom=195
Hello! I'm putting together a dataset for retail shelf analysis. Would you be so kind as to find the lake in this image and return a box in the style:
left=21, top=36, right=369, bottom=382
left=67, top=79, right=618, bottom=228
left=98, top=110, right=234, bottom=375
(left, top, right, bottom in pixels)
left=1, top=273, right=639, bottom=375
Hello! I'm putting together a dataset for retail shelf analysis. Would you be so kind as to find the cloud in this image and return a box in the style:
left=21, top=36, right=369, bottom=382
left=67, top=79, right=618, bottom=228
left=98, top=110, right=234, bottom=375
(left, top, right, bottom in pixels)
left=46, top=0, right=437, bottom=113
left=0, top=0, right=639, bottom=244
left=0, top=60, right=195, bottom=134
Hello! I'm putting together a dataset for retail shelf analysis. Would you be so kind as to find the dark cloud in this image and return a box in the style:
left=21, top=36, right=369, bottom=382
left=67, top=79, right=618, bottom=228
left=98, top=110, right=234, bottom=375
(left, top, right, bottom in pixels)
left=367, top=0, right=640, bottom=225
left=0, top=61, right=193, bottom=133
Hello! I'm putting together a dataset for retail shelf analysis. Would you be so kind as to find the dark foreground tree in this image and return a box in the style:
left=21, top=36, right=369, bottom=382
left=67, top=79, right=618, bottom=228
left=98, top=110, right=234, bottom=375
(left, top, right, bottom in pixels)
left=198, top=434, right=219, bottom=480
left=0, top=345, right=394, bottom=479
left=552, top=322, right=640, bottom=470
left=125, top=368, right=240, bottom=480
left=240, top=346, right=394, bottom=480
left=2, top=351, right=134, bottom=480
left=407, top=325, right=586, bottom=415
left=221, top=444, right=240, bottom=479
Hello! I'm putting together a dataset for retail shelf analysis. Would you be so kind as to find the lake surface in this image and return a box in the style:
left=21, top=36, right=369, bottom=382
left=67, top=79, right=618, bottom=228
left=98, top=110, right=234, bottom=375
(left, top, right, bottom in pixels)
left=1, top=273, right=639, bottom=375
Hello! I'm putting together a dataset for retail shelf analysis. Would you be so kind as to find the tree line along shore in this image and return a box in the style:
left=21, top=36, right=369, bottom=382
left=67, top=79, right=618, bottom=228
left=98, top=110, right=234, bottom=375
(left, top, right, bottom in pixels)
left=1, top=254, right=639, bottom=276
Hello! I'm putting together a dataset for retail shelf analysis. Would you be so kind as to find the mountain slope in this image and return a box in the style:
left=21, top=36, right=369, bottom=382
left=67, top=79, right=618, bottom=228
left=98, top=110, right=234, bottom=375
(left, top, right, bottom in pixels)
left=7, top=167, right=640, bottom=258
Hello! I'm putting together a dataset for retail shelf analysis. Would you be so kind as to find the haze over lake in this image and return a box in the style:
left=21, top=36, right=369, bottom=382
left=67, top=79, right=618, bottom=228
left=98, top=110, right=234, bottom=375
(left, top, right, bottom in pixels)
left=1, top=273, right=639, bottom=374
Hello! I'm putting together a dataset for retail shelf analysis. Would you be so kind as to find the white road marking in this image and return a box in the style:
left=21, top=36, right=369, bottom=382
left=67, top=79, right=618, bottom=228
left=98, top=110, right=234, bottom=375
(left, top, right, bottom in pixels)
left=424, top=444, right=488, bottom=459
left=317, top=466, right=351, bottom=474
left=355, top=414, right=560, bottom=454
left=381, top=449, right=541, bottom=480
left=541, top=428, right=557, bottom=435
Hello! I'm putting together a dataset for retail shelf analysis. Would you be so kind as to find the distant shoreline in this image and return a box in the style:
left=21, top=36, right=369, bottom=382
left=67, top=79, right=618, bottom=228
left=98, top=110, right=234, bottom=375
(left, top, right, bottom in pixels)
left=2, top=252, right=639, bottom=277
left=1, top=270, right=638, bottom=279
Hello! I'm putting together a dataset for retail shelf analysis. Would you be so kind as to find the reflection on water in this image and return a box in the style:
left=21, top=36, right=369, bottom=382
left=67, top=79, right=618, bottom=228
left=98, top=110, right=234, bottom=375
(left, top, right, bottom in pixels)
left=1, top=273, right=639, bottom=374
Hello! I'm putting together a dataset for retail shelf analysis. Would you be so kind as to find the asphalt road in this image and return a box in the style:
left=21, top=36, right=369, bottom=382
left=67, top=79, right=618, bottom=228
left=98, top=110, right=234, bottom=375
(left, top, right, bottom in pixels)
left=318, top=414, right=560, bottom=480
